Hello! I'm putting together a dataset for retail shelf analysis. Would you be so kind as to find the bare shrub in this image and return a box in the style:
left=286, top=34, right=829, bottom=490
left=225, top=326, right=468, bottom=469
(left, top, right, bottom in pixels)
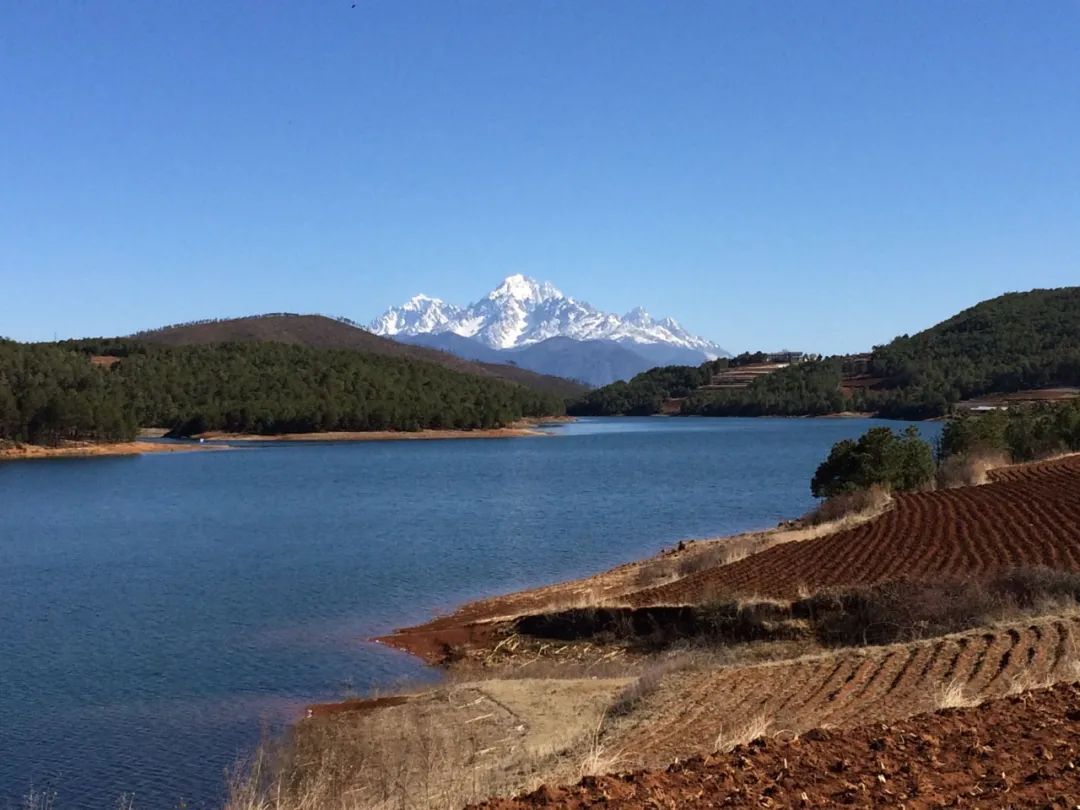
left=675, top=543, right=746, bottom=577
left=631, top=557, right=680, bottom=588
left=577, top=713, right=626, bottom=777
left=991, top=567, right=1080, bottom=609
left=607, top=657, right=692, bottom=716
left=936, top=680, right=983, bottom=709
left=936, top=451, right=1010, bottom=489
left=803, top=485, right=891, bottom=526
left=712, top=714, right=773, bottom=753
left=514, top=601, right=803, bottom=653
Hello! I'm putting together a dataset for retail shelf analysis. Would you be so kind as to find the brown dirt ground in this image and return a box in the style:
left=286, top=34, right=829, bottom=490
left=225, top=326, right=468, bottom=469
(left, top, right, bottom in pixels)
left=473, top=681, right=1080, bottom=809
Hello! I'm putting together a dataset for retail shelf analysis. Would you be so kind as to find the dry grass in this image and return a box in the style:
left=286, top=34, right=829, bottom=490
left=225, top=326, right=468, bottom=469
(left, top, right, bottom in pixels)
left=606, top=657, right=697, bottom=717
left=802, top=485, right=892, bottom=526
left=225, top=678, right=628, bottom=810
left=577, top=713, right=627, bottom=778
left=935, top=680, right=983, bottom=709
left=225, top=706, right=511, bottom=810
left=712, top=714, right=773, bottom=754
left=937, top=451, right=1011, bottom=488
left=630, top=502, right=894, bottom=594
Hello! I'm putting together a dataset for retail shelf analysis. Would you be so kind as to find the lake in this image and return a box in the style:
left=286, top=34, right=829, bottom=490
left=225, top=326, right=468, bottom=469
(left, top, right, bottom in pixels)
left=0, top=417, right=940, bottom=808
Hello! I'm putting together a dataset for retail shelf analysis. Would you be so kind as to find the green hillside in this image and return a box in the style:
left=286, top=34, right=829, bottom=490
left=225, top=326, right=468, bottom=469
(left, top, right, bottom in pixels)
left=0, top=338, right=566, bottom=445
left=570, top=287, right=1080, bottom=419
left=861, top=287, right=1080, bottom=417
left=129, top=313, right=587, bottom=399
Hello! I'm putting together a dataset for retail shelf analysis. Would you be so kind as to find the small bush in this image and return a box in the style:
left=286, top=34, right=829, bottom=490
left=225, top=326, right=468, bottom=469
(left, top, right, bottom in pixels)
left=811, top=426, right=935, bottom=499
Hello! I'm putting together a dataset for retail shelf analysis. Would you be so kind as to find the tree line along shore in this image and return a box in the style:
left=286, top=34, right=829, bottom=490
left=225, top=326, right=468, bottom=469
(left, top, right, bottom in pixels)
left=0, top=339, right=568, bottom=449
left=2, top=286, right=1078, bottom=453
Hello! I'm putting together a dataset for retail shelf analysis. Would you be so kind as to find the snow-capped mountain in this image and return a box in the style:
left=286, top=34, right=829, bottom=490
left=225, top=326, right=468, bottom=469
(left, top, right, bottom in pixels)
left=371, top=274, right=726, bottom=359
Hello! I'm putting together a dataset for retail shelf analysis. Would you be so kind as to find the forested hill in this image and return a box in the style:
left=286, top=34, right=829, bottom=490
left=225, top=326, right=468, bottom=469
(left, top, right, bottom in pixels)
left=866, top=287, right=1080, bottom=415
left=127, top=313, right=587, bottom=399
left=570, top=286, right=1080, bottom=419
left=0, top=338, right=568, bottom=446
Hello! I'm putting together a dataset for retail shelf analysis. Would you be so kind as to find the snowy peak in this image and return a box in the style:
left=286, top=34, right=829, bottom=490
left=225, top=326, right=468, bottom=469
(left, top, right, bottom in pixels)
left=369, top=294, right=462, bottom=337
left=488, top=273, right=564, bottom=304
left=370, top=275, right=727, bottom=358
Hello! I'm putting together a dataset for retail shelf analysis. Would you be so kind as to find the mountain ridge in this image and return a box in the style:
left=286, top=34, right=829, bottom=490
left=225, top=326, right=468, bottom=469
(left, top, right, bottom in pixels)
left=371, top=274, right=727, bottom=357
left=371, top=275, right=727, bottom=385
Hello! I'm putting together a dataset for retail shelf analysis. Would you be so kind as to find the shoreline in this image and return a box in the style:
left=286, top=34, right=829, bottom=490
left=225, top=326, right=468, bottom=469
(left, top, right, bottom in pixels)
left=372, top=452, right=1075, bottom=672
left=369, top=506, right=890, bottom=667
left=0, top=440, right=226, bottom=462
left=1, top=418, right=575, bottom=461
left=195, top=425, right=553, bottom=443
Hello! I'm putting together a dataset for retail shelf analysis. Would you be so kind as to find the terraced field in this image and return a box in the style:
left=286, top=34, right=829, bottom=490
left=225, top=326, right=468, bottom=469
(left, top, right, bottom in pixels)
left=604, top=614, right=1080, bottom=769
left=475, top=681, right=1080, bottom=809
left=630, top=454, right=1080, bottom=605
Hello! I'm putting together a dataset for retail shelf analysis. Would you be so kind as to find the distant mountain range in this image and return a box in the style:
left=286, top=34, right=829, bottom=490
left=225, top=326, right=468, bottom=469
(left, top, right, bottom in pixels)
left=371, top=274, right=728, bottom=386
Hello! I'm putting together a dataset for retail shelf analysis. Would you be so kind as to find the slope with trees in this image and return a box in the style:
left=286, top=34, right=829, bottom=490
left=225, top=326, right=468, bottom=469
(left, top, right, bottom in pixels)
left=0, top=338, right=567, bottom=446
left=130, top=313, right=587, bottom=400
left=569, top=287, right=1080, bottom=419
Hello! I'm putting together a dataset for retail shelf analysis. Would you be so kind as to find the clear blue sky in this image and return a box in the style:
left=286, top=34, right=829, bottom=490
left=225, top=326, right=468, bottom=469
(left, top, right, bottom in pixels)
left=1, top=2, right=1077, bottom=353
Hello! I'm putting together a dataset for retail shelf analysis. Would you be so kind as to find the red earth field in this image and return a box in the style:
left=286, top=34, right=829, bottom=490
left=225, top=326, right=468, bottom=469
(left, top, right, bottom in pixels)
left=473, top=682, right=1080, bottom=809
left=629, top=454, right=1080, bottom=605
left=604, top=614, right=1080, bottom=770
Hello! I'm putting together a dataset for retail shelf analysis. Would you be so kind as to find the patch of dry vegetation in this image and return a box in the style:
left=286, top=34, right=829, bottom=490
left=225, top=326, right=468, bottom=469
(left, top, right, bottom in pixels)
left=936, top=450, right=1010, bottom=488
left=800, top=484, right=891, bottom=526
left=225, top=678, right=629, bottom=810
left=629, top=497, right=894, bottom=593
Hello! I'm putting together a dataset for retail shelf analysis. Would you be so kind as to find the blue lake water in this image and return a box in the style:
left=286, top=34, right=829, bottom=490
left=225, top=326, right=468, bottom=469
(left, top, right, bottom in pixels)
left=0, top=417, right=940, bottom=808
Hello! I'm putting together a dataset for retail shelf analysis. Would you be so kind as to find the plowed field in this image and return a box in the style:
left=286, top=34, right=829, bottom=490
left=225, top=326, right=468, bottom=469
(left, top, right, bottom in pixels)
left=630, top=454, right=1080, bottom=605
left=473, top=681, right=1080, bottom=809
left=604, top=614, right=1080, bottom=769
